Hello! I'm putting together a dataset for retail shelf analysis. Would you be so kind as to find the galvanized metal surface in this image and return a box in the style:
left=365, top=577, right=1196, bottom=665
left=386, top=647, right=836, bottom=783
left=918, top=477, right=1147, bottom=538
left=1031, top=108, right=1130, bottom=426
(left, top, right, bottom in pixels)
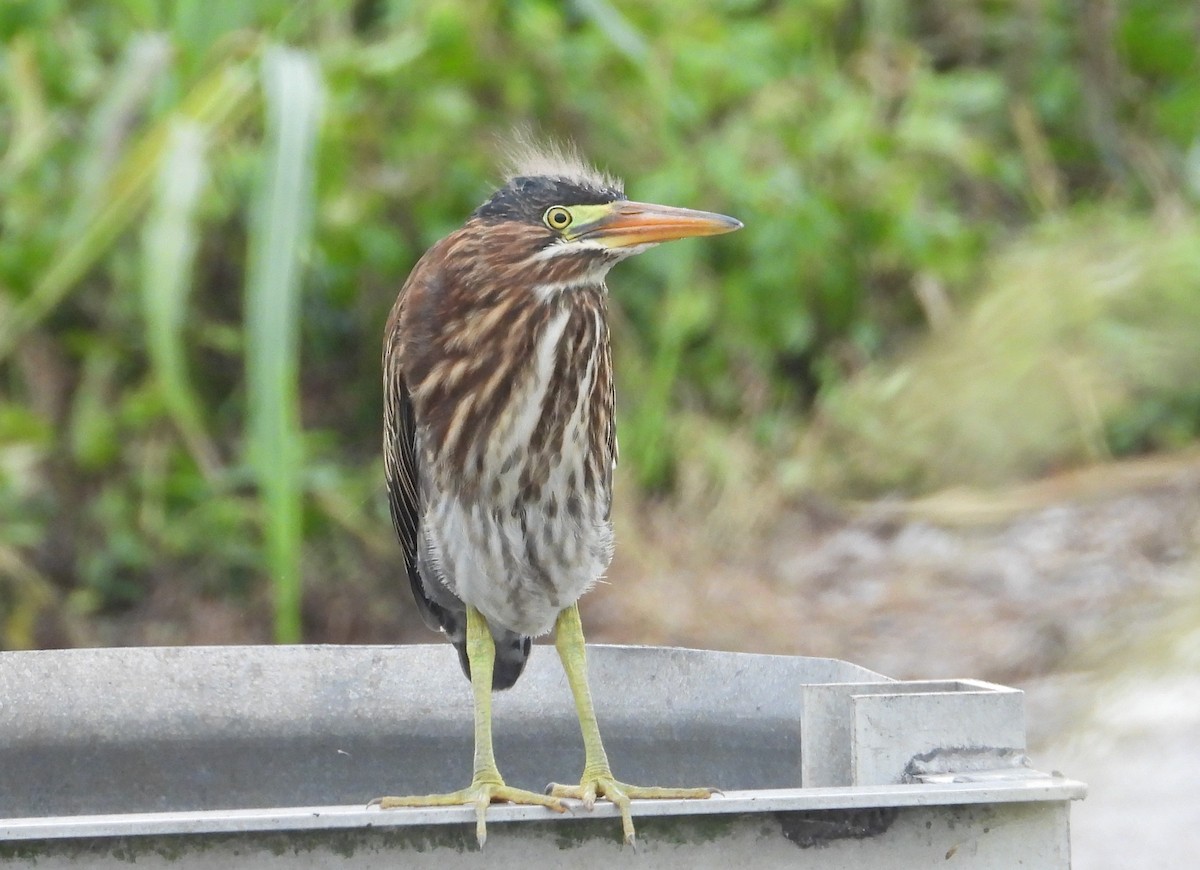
left=0, top=644, right=1085, bottom=868
left=801, top=679, right=1028, bottom=787
left=2, top=802, right=1073, bottom=869
left=0, top=644, right=882, bottom=817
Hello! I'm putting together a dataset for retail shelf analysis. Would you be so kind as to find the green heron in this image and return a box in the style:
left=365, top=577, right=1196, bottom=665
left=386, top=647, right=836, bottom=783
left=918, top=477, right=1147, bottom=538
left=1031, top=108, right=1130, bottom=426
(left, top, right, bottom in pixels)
left=376, top=142, right=742, bottom=846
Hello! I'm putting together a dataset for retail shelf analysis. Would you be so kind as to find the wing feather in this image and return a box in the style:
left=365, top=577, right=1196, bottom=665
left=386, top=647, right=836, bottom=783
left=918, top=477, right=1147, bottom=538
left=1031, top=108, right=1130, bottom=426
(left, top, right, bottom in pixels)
left=383, top=265, right=451, bottom=634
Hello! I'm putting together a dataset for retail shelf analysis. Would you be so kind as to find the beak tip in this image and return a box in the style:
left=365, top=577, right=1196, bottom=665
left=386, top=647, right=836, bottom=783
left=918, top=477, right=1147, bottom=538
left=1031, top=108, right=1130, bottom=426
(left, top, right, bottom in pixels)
left=706, top=212, right=743, bottom=235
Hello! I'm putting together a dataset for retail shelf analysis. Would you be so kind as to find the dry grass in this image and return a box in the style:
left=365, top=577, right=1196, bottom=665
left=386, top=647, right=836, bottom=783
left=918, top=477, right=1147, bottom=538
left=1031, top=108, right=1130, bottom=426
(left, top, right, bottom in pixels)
left=800, top=212, right=1200, bottom=494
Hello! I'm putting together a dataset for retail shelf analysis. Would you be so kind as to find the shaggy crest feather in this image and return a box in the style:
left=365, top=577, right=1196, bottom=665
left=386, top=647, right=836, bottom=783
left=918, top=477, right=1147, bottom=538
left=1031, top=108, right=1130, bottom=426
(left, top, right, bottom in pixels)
left=502, top=132, right=623, bottom=195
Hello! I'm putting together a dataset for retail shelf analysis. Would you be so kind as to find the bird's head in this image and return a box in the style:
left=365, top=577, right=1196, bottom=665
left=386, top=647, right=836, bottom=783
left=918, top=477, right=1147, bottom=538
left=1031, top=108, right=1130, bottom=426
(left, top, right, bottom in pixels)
left=466, top=142, right=742, bottom=292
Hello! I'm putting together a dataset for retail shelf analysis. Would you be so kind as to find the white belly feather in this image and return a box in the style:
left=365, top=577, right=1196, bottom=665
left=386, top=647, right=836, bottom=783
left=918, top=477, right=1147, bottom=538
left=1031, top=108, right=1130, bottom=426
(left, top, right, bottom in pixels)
left=421, top=305, right=613, bottom=636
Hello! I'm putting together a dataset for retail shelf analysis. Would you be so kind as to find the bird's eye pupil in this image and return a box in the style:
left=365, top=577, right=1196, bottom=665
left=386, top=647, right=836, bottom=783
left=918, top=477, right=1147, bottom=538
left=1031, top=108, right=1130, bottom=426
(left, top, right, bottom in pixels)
left=545, top=207, right=572, bottom=229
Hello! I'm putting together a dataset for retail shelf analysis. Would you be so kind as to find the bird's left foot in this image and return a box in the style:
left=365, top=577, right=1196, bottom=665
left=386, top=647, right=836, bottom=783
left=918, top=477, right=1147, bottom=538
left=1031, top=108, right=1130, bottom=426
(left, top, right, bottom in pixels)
left=371, top=778, right=567, bottom=847
left=546, top=769, right=716, bottom=846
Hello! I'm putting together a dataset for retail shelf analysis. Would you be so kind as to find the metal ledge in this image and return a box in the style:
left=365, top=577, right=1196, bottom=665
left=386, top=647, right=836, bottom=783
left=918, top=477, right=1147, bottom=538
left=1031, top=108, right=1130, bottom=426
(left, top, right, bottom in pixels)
left=1, top=781, right=1085, bottom=842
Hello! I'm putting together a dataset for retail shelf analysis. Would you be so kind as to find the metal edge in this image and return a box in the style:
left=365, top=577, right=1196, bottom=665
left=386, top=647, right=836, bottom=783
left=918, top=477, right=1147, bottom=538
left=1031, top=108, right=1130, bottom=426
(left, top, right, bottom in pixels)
left=1, top=780, right=1088, bottom=842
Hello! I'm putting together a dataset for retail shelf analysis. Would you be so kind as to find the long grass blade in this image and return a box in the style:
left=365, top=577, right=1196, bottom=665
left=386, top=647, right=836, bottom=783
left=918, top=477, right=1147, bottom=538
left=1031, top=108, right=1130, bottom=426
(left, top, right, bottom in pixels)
left=140, top=120, right=220, bottom=477
left=67, top=33, right=171, bottom=234
left=245, top=47, right=323, bottom=644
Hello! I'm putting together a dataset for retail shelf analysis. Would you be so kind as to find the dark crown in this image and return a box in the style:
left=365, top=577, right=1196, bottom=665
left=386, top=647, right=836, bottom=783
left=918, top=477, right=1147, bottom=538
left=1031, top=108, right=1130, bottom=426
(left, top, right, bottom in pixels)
left=473, top=176, right=624, bottom=224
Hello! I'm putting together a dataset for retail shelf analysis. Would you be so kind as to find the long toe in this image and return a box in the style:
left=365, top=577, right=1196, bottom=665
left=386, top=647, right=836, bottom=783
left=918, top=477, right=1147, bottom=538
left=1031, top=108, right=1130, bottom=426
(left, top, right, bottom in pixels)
left=547, top=774, right=715, bottom=846
left=374, top=782, right=567, bottom=847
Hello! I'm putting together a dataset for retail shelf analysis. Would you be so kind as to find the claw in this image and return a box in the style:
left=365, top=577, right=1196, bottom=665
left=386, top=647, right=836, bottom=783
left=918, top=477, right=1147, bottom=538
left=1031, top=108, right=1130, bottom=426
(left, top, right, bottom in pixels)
left=548, top=772, right=714, bottom=845
left=474, top=795, right=488, bottom=847
left=375, top=780, right=567, bottom=848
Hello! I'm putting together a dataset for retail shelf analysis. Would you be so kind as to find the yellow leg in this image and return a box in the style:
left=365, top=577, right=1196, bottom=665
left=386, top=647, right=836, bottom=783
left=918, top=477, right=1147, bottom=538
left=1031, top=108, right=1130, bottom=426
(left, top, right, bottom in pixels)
left=546, top=604, right=714, bottom=845
left=373, top=606, right=566, bottom=846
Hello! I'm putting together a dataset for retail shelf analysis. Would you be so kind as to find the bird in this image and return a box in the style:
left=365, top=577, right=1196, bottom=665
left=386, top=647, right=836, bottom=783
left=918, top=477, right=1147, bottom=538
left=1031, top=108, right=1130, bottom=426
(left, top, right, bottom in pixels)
left=374, top=140, right=742, bottom=847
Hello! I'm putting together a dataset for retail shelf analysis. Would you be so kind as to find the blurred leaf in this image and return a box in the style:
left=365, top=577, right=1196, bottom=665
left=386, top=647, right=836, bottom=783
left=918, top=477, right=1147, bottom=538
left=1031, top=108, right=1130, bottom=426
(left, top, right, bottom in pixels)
left=570, top=0, right=649, bottom=64
left=245, top=46, right=323, bottom=644
left=69, top=347, right=121, bottom=471
left=66, top=33, right=172, bottom=232
left=140, top=120, right=220, bottom=476
left=0, top=36, right=51, bottom=178
left=0, top=543, right=60, bottom=649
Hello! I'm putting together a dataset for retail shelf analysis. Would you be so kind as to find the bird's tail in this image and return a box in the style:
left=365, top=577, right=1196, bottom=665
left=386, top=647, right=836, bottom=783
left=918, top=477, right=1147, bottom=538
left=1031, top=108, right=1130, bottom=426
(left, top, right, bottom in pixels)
left=453, top=629, right=533, bottom=691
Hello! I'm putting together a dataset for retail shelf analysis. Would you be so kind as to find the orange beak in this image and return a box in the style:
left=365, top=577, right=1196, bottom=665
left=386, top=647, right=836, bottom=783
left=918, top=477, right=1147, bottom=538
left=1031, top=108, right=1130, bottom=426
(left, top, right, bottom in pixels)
left=577, top=200, right=743, bottom=248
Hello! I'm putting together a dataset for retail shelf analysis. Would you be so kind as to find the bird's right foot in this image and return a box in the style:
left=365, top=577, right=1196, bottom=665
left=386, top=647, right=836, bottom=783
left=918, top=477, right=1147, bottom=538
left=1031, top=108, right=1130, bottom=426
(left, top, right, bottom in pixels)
left=547, top=770, right=716, bottom=846
left=371, top=776, right=568, bottom=847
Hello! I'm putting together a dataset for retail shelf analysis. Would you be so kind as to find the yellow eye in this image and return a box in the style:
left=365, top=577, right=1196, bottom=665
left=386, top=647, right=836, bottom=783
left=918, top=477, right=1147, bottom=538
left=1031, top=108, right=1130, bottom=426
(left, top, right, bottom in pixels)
left=543, top=206, right=573, bottom=230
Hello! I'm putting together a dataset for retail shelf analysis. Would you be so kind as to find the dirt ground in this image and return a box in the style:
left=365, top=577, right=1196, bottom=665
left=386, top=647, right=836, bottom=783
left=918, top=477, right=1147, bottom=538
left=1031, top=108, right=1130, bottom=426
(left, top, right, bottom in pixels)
left=597, top=454, right=1199, bottom=688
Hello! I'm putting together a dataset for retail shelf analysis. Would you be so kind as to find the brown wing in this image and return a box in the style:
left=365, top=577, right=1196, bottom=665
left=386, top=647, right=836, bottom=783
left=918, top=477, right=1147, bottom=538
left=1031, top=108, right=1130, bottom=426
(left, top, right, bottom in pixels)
left=383, top=261, right=451, bottom=634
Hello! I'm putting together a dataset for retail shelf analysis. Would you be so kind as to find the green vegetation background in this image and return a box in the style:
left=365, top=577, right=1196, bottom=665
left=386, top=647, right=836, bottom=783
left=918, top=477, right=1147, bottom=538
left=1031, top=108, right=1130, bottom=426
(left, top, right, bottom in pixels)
left=1, top=0, right=1197, bottom=647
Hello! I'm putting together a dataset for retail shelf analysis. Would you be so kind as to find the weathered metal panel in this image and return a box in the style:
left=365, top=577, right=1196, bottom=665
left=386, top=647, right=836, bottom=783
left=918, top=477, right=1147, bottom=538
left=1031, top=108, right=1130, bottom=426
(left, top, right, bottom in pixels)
left=0, top=645, right=883, bottom=817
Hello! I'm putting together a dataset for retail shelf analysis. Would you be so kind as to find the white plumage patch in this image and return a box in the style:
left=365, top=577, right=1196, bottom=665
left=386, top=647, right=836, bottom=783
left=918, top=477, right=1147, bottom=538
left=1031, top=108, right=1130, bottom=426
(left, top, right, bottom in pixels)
left=528, top=269, right=612, bottom=303
left=529, top=239, right=654, bottom=275
left=531, top=239, right=612, bottom=261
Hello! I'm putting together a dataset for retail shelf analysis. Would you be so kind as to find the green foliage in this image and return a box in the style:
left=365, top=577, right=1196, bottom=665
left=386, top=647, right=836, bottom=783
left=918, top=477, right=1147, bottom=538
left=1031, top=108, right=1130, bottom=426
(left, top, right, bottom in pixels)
left=0, top=1, right=1197, bottom=642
